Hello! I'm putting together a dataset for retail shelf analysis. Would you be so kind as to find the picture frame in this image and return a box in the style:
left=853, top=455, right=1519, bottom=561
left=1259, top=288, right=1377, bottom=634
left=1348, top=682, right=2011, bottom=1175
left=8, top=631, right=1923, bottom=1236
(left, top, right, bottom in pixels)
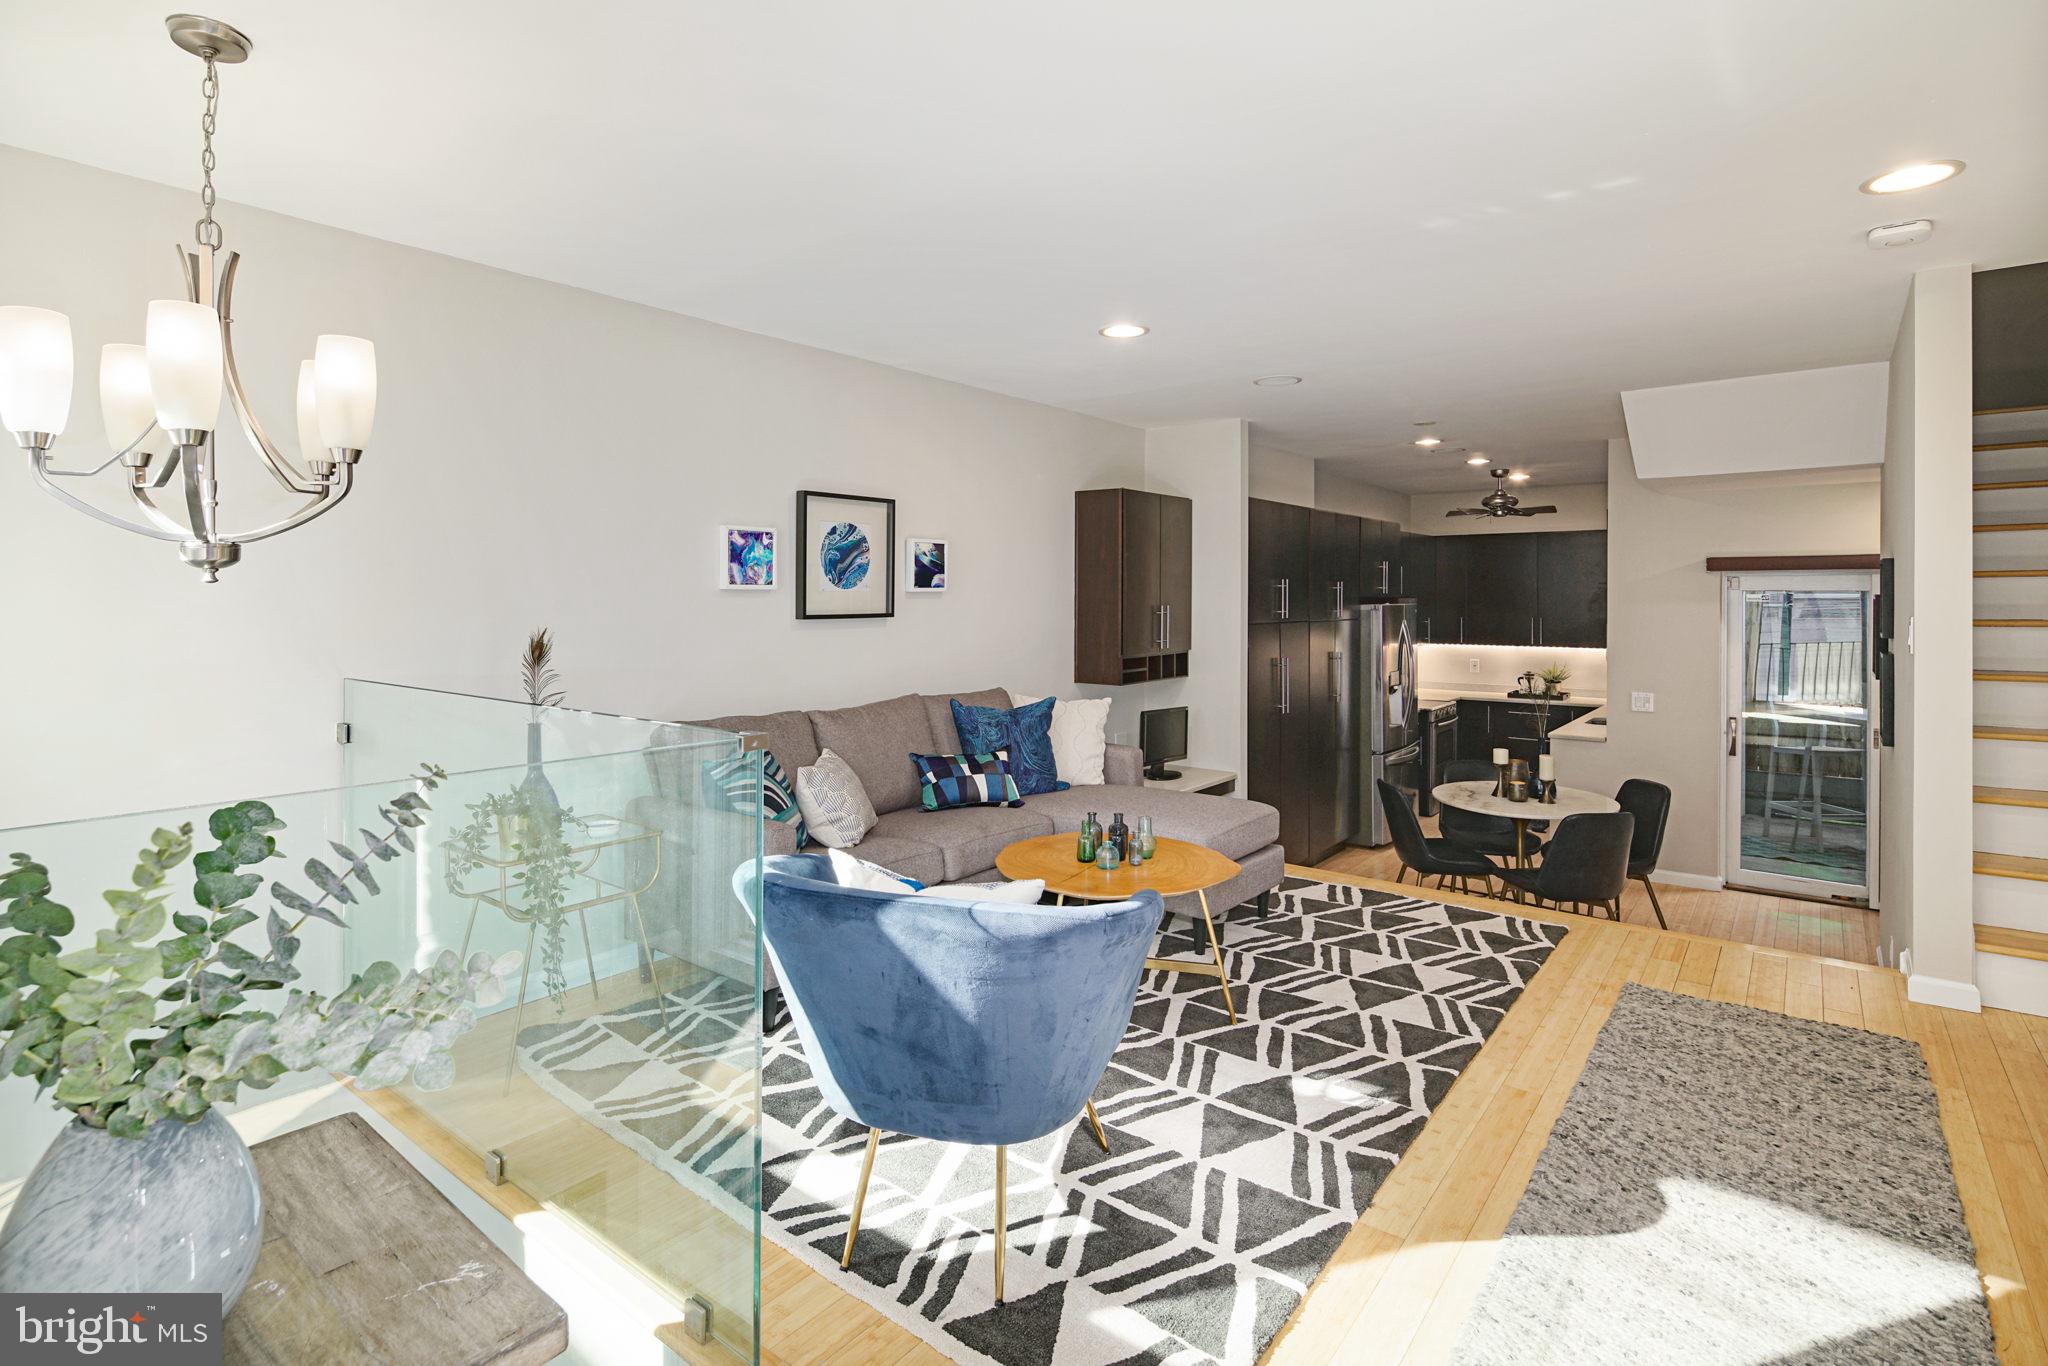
left=795, top=490, right=896, bottom=619
left=719, top=526, right=778, bottom=590
left=906, top=536, right=948, bottom=593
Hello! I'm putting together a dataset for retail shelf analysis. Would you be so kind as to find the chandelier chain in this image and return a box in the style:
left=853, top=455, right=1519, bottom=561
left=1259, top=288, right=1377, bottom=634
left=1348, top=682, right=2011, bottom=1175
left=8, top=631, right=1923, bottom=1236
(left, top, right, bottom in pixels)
left=195, top=54, right=222, bottom=251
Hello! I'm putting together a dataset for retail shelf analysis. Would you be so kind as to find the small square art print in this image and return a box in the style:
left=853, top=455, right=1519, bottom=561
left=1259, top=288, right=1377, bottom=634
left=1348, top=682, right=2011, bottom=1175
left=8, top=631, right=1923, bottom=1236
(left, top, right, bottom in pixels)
left=907, top=537, right=947, bottom=592
left=721, top=526, right=776, bottom=589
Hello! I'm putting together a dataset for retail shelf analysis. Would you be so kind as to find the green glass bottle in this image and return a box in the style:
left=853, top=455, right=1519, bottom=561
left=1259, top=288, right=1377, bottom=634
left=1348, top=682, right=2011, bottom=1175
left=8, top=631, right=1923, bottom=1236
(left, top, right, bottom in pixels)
left=1078, top=811, right=1099, bottom=863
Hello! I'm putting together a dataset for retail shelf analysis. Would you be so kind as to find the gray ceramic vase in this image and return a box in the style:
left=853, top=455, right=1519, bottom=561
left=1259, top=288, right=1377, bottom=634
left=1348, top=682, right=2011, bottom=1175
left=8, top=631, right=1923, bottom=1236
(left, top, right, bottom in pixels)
left=0, top=1109, right=264, bottom=1313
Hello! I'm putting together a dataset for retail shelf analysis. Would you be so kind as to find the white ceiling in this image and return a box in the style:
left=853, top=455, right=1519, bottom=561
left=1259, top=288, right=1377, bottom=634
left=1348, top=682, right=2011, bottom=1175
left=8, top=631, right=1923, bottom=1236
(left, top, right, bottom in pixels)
left=4, top=1, right=2045, bottom=492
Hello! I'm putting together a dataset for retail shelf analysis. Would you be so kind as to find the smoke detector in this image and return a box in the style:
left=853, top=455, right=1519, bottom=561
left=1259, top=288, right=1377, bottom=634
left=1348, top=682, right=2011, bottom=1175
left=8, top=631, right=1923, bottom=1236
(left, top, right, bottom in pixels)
left=1867, top=220, right=1934, bottom=250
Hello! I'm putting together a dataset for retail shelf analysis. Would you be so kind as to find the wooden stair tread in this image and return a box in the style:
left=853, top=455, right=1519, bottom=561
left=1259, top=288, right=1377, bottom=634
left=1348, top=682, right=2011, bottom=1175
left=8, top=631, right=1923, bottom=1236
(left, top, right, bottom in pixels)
left=1974, top=852, right=2048, bottom=882
left=1976, top=478, right=2048, bottom=490
left=1976, top=619, right=2048, bottom=627
left=1979, top=404, right=2048, bottom=416
left=1976, top=924, right=2048, bottom=962
left=1976, top=785, right=2048, bottom=808
left=1976, top=441, right=2048, bottom=452
left=1975, top=669, right=2048, bottom=683
left=1975, top=725, right=2048, bottom=742
left=1975, top=522, right=2048, bottom=533
left=1976, top=568, right=2048, bottom=577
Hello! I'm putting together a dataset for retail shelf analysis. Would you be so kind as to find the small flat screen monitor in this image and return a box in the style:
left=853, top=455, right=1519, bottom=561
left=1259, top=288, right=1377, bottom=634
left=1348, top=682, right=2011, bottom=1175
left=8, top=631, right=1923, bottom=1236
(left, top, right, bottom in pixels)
left=1139, top=706, right=1188, bottom=781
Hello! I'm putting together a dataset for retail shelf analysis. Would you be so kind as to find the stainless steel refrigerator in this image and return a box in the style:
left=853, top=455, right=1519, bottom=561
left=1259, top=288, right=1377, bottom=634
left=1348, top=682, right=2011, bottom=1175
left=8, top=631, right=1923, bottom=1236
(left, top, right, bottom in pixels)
left=1354, top=600, right=1422, bottom=846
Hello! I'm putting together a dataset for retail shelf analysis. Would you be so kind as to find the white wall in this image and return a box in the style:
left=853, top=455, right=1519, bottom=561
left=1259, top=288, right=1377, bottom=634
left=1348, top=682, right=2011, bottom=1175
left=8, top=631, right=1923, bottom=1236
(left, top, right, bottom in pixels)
left=1142, top=421, right=1250, bottom=777
left=1548, top=439, right=1881, bottom=882
left=0, top=146, right=1148, bottom=828
left=1405, top=483, right=1608, bottom=533
left=1879, top=266, right=1978, bottom=1003
left=1248, top=441, right=1315, bottom=506
left=1621, top=362, right=1890, bottom=481
left=1314, top=465, right=1409, bottom=524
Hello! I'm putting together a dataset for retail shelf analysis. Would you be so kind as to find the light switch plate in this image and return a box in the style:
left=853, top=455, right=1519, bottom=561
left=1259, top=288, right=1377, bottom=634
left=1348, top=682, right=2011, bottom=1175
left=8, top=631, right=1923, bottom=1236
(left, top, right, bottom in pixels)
left=1631, top=691, right=1654, bottom=713
left=1468, top=658, right=1481, bottom=673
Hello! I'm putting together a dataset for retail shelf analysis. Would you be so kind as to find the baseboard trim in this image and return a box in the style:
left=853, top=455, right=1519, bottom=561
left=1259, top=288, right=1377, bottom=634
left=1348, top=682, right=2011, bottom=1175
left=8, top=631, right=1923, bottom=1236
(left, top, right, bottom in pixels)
left=1906, top=972, right=1984, bottom=1013
left=1650, top=871, right=1724, bottom=892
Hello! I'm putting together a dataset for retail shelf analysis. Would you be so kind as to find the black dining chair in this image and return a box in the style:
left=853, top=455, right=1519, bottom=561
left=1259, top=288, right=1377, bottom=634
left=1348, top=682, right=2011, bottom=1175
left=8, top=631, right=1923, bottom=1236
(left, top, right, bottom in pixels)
left=1614, top=778, right=1673, bottom=929
left=1496, top=812, right=1634, bottom=919
left=1377, top=779, right=1499, bottom=897
left=1438, top=760, right=1548, bottom=863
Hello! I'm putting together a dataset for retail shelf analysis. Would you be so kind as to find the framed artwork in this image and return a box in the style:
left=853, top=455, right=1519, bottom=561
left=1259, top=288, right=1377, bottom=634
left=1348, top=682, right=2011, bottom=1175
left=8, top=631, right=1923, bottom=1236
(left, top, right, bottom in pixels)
left=720, top=526, right=777, bottom=590
left=796, top=490, right=896, bottom=619
left=906, top=537, right=948, bottom=592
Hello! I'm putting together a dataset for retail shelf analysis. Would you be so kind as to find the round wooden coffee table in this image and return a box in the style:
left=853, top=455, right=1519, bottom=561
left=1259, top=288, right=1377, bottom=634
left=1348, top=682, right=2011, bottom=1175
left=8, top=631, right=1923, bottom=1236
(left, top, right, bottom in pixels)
left=996, top=833, right=1242, bottom=1023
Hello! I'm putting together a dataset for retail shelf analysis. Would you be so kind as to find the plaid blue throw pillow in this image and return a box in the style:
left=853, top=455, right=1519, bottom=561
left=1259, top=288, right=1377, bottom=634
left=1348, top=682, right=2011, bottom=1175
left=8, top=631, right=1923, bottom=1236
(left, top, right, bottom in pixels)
left=704, top=748, right=807, bottom=847
left=912, top=749, right=1024, bottom=811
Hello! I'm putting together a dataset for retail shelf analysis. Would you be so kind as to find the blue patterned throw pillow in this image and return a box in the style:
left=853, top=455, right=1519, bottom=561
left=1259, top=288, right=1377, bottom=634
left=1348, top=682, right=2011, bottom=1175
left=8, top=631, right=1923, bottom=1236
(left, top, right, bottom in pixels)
left=912, top=750, right=1024, bottom=811
left=949, top=696, right=1062, bottom=796
left=704, top=748, right=807, bottom=848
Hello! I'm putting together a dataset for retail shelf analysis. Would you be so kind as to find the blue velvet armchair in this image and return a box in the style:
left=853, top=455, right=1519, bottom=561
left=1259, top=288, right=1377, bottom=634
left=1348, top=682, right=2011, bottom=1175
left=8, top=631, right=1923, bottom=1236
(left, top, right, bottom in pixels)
left=735, top=851, right=1160, bottom=1303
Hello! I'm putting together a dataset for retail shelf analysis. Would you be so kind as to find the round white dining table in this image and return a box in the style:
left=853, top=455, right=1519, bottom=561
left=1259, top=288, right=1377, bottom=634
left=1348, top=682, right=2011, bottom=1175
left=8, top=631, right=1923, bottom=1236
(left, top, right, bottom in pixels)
left=1431, top=780, right=1621, bottom=865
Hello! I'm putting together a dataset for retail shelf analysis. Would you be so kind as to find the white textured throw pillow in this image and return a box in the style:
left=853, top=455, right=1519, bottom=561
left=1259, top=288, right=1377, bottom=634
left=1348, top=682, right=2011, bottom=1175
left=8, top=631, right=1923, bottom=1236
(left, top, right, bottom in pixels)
left=1009, top=692, right=1111, bottom=786
left=826, top=848, right=913, bottom=893
left=796, top=749, right=878, bottom=849
left=919, top=879, right=1046, bottom=904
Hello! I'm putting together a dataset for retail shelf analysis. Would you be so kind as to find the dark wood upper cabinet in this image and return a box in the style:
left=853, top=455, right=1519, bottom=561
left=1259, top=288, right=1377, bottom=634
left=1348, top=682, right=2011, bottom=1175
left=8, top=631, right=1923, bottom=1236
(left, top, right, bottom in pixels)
left=1309, top=510, right=1361, bottom=621
left=1536, top=530, right=1607, bottom=647
left=1249, top=498, right=1311, bottom=624
left=1359, top=519, right=1400, bottom=597
left=1399, top=533, right=1438, bottom=620
left=1460, top=535, right=1541, bottom=645
left=1075, top=488, right=1194, bottom=685
left=1411, top=529, right=1607, bottom=647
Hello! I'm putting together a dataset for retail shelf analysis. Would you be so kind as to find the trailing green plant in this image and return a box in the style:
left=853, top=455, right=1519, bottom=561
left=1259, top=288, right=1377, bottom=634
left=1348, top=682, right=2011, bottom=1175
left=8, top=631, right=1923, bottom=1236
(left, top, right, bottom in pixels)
left=0, top=764, right=516, bottom=1137
left=442, top=788, right=587, bottom=1011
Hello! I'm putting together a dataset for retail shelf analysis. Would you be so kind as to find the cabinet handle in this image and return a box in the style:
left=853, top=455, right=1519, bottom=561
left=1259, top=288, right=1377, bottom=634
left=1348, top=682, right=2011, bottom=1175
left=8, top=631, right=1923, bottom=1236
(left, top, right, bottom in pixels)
left=1273, top=658, right=1286, bottom=713
left=1331, top=580, right=1345, bottom=617
left=1271, top=581, right=1285, bottom=619
left=1538, top=615, right=1544, bottom=645
left=1165, top=603, right=1173, bottom=647
left=1529, top=615, right=1535, bottom=645
left=1380, top=560, right=1391, bottom=594
left=1283, top=578, right=1292, bottom=619
left=1279, top=657, right=1292, bottom=714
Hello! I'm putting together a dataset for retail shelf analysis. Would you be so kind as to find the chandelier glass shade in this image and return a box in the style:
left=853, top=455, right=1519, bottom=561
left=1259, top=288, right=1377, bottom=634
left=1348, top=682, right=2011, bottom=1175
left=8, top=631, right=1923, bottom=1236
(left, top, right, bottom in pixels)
left=0, top=14, right=377, bottom=580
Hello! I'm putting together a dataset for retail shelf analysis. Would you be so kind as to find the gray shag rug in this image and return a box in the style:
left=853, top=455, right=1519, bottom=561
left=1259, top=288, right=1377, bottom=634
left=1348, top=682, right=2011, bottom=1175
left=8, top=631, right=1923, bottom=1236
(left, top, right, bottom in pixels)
left=1450, top=983, right=1996, bottom=1366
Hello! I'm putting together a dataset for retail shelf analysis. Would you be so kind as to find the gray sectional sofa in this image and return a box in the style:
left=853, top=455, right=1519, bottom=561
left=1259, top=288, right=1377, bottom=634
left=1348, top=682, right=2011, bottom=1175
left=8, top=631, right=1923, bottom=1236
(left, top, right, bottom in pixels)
left=629, top=687, right=1284, bottom=980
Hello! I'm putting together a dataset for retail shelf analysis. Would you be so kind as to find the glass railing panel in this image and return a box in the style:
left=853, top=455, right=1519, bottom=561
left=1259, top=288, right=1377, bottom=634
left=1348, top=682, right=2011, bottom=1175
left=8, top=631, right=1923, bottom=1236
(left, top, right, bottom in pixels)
left=0, top=697, right=763, bottom=1363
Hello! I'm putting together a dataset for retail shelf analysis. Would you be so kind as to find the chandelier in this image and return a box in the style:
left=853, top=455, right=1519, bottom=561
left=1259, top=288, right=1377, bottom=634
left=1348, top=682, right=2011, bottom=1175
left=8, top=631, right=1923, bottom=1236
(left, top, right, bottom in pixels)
left=0, top=15, right=376, bottom=581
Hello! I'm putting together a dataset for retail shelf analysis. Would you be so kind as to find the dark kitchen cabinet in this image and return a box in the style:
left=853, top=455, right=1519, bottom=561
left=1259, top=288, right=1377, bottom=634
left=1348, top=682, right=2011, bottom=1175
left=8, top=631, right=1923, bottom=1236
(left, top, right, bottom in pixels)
left=1307, top=619, right=1349, bottom=860
left=1309, top=510, right=1361, bottom=622
left=1415, top=530, right=1607, bottom=647
left=1536, top=530, right=1607, bottom=647
left=1247, top=622, right=1316, bottom=861
left=1359, top=518, right=1400, bottom=598
left=1400, top=534, right=1440, bottom=634
left=1249, top=498, right=1311, bottom=624
left=1075, top=488, right=1194, bottom=685
left=1452, top=699, right=1595, bottom=766
left=1461, top=535, right=1541, bottom=645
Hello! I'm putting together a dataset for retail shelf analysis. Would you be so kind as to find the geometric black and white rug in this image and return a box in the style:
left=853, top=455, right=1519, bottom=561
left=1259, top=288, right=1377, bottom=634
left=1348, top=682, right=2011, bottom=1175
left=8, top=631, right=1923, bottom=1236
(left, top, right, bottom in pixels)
left=517, top=877, right=1568, bottom=1365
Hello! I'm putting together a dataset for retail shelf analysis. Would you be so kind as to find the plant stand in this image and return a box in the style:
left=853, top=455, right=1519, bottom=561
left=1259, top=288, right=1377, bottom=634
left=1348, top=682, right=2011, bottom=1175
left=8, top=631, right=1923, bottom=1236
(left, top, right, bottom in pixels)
left=446, top=814, right=666, bottom=1080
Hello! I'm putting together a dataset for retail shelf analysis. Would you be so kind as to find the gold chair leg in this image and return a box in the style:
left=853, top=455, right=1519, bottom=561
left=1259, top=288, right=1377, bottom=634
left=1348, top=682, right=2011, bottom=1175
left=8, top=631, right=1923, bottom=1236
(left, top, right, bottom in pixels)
left=576, top=907, right=602, bottom=1006
left=1197, top=890, right=1237, bottom=1024
left=625, top=891, right=671, bottom=1030
left=1084, top=1100, right=1109, bottom=1152
left=994, top=1144, right=1008, bottom=1304
left=841, top=1128, right=882, bottom=1270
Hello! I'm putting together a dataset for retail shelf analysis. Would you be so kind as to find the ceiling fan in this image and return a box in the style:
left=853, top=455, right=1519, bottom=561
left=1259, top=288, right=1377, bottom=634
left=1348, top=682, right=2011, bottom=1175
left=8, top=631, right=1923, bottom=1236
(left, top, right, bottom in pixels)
left=1445, top=467, right=1556, bottom=519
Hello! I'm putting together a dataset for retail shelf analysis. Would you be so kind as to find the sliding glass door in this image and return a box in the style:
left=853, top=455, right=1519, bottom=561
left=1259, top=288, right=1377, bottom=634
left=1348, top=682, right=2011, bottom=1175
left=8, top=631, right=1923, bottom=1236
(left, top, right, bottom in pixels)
left=1722, top=574, right=1877, bottom=902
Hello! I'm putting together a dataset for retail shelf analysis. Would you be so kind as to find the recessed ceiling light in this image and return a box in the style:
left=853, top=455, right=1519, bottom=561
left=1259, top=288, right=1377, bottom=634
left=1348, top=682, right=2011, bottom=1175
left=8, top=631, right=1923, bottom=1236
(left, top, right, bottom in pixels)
left=1508, top=471, right=1531, bottom=482
left=1414, top=437, right=1442, bottom=448
left=1466, top=454, right=1488, bottom=465
left=1860, top=160, right=1965, bottom=194
left=1099, top=323, right=1148, bottom=339
left=1252, top=375, right=1302, bottom=387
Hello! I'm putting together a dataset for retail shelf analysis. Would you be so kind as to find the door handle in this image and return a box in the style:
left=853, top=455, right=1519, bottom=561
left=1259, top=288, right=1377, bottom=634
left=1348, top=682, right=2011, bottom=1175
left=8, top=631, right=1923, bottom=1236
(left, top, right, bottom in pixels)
left=1727, top=715, right=1739, bottom=756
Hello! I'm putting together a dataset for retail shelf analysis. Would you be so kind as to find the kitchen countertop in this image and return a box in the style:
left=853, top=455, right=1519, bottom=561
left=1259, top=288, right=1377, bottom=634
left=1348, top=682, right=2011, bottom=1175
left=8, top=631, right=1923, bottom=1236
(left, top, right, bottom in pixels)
left=1416, top=686, right=1609, bottom=708
left=1548, top=706, right=1609, bottom=743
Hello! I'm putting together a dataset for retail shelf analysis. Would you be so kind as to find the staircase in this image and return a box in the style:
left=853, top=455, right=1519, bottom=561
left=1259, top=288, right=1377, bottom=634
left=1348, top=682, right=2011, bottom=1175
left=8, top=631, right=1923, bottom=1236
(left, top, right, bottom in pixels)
left=1971, top=403, right=2048, bottom=1015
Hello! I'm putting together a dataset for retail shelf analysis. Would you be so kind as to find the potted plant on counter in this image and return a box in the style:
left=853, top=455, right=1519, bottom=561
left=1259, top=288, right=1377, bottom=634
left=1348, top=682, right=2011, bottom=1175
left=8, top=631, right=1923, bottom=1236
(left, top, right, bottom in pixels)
left=0, top=765, right=516, bottom=1313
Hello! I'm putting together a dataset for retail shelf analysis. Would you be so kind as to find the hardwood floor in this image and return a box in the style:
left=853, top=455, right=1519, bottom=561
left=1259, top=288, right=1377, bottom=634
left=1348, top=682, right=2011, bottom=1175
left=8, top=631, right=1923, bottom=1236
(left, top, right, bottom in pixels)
left=1317, top=824, right=1882, bottom=964
left=367, top=867, right=2047, bottom=1366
